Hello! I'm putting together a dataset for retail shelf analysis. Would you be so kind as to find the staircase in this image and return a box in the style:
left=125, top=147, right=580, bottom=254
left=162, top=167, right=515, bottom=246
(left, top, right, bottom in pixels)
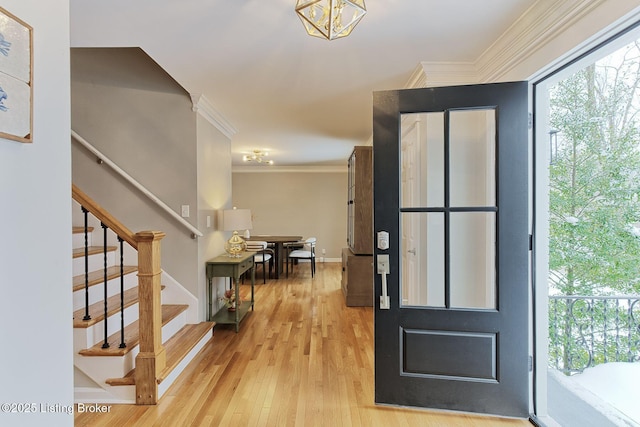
left=72, top=187, right=214, bottom=404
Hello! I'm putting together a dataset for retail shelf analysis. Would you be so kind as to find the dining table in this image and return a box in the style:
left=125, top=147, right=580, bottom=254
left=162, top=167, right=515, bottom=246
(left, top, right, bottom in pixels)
left=247, top=235, right=303, bottom=279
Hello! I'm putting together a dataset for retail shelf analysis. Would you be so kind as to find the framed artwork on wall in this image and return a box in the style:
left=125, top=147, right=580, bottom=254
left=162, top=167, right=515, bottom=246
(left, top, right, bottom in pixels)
left=0, top=7, right=32, bottom=143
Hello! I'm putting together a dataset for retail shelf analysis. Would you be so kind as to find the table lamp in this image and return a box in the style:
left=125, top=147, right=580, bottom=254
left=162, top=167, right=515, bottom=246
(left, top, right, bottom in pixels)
left=222, top=207, right=252, bottom=257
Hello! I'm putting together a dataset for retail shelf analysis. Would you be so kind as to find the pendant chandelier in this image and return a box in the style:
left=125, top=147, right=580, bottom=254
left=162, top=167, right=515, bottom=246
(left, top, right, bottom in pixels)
left=295, top=0, right=367, bottom=41
left=242, top=150, right=274, bottom=165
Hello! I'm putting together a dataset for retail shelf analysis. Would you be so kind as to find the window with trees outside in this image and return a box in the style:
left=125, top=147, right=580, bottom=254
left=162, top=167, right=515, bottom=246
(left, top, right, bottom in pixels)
left=537, top=29, right=640, bottom=426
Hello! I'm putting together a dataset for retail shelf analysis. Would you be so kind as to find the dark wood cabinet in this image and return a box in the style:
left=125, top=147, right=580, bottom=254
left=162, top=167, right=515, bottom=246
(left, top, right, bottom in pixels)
left=347, top=146, right=373, bottom=255
left=343, top=146, right=373, bottom=306
left=341, top=248, right=373, bottom=307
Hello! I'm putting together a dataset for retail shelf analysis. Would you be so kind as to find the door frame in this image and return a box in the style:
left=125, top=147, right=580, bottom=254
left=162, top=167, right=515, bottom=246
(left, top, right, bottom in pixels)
left=530, top=18, right=640, bottom=423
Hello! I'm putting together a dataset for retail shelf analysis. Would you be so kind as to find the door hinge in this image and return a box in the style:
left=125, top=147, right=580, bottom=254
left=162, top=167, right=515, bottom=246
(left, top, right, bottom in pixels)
left=529, top=355, right=533, bottom=372
left=528, top=112, right=533, bottom=129
left=529, top=234, right=533, bottom=251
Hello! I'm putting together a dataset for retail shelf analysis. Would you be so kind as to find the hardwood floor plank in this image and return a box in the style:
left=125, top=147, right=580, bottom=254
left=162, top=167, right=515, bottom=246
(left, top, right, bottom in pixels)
left=75, top=262, right=531, bottom=426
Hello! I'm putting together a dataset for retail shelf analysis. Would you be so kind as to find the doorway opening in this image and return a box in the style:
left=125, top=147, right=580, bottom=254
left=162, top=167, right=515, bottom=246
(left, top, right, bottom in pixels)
left=534, top=24, right=640, bottom=427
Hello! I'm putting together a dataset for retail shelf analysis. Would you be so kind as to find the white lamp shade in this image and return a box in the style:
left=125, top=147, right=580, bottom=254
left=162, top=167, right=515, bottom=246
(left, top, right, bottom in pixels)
left=222, top=208, right=252, bottom=232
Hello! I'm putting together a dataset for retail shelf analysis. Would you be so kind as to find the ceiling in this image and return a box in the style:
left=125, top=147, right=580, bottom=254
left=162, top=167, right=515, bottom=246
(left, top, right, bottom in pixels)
left=70, top=0, right=536, bottom=167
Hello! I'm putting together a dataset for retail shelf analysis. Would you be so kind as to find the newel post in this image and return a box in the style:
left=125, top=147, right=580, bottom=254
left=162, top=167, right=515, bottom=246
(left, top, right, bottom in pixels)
left=134, top=231, right=167, bottom=405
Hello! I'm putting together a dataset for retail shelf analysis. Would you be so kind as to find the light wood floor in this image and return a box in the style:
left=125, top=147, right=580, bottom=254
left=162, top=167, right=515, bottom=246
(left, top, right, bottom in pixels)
left=75, top=262, right=532, bottom=426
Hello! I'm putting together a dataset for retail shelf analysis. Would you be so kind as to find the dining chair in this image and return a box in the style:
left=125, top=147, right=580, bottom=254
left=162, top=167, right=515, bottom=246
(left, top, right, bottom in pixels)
left=286, top=237, right=316, bottom=278
left=245, top=240, right=273, bottom=283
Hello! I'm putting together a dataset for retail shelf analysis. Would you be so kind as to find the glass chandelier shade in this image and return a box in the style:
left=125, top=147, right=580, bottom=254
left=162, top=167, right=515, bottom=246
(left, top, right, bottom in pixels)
left=295, top=0, right=366, bottom=41
left=222, top=208, right=253, bottom=257
left=243, top=149, right=273, bottom=165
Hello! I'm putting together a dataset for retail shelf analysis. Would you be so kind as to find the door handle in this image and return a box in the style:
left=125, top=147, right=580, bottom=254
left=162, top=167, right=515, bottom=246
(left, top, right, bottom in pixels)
left=377, top=254, right=390, bottom=309
left=407, top=248, right=416, bottom=255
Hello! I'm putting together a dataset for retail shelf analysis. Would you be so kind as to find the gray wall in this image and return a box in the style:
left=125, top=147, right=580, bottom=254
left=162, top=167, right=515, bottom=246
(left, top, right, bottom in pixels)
left=71, top=48, right=206, bottom=298
left=232, top=171, right=347, bottom=260
left=196, top=114, right=233, bottom=315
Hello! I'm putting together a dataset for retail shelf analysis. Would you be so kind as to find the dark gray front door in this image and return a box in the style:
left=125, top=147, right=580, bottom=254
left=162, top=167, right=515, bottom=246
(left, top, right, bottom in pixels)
left=373, top=82, right=529, bottom=417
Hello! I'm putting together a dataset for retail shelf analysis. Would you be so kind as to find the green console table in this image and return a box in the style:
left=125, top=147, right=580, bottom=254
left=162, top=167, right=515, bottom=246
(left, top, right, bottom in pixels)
left=206, top=251, right=255, bottom=332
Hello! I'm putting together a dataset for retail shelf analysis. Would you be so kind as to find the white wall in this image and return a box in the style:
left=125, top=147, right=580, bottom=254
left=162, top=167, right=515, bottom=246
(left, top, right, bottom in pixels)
left=0, top=1, right=73, bottom=426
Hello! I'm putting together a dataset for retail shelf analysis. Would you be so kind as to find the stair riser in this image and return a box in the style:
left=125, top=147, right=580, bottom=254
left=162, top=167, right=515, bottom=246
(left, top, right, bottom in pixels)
left=73, top=251, right=116, bottom=276
left=75, top=326, right=211, bottom=405
left=160, top=311, right=188, bottom=348
left=72, top=232, right=93, bottom=249
left=74, top=353, right=137, bottom=391
left=72, top=272, right=138, bottom=312
left=157, top=332, right=212, bottom=398
left=74, top=304, right=140, bottom=351
left=74, top=311, right=189, bottom=383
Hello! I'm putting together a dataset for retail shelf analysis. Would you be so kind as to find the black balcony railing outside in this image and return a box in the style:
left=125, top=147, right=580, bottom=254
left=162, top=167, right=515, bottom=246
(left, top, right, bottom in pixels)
left=549, top=295, right=640, bottom=374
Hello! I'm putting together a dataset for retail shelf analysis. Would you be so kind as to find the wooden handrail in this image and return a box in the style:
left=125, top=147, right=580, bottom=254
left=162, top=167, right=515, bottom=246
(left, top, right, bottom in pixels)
left=71, top=129, right=203, bottom=238
left=72, top=184, right=138, bottom=249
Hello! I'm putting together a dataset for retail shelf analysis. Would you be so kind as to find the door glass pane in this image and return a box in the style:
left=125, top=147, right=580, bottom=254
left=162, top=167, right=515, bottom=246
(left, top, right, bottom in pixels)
left=450, top=212, right=496, bottom=309
left=400, top=212, right=444, bottom=307
left=400, top=112, right=445, bottom=208
left=450, top=109, right=496, bottom=207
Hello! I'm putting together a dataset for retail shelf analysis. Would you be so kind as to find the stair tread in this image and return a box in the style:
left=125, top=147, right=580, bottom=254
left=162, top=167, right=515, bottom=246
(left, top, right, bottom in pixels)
left=73, top=226, right=95, bottom=234
left=72, top=265, right=138, bottom=292
left=159, top=322, right=215, bottom=382
left=106, top=322, right=215, bottom=386
left=73, top=245, right=117, bottom=259
left=78, top=304, right=188, bottom=357
left=73, top=285, right=166, bottom=327
left=73, top=287, right=139, bottom=327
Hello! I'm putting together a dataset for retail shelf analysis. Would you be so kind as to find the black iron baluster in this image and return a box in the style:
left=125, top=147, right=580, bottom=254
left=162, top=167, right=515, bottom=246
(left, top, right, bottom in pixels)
left=615, top=299, right=621, bottom=362
left=603, top=300, right=608, bottom=363
left=118, top=236, right=126, bottom=349
left=82, top=207, right=91, bottom=321
left=101, top=222, right=110, bottom=349
left=567, top=298, right=574, bottom=374
left=589, top=298, right=595, bottom=369
left=629, top=298, right=640, bottom=362
left=552, top=298, right=559, bottom=370
left=627, top=298, right=633, bottom=362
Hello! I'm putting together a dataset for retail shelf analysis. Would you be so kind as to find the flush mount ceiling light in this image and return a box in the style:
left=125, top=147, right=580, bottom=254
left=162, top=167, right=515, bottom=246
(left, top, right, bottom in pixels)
left=242, top=150, right=274, bottom=165
left=295, top=0, right=366, bottom=41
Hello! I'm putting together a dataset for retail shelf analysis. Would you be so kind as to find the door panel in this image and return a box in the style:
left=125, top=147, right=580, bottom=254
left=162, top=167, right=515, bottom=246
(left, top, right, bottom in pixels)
left=373, top=82, right=529, bottom=417
left=402, top=329, right=497, bottom=380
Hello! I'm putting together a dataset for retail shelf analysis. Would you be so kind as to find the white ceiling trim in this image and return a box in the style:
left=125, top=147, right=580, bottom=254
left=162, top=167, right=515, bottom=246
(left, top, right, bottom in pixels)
left=405, top=65, right=428, bottom=89
left=406, top=0, right=609, bottom=89
left=416, top=62, right=479, bottom=88
left=190, top=93, right=237, bottom=139
left=476, top=0, right=606, bottom=82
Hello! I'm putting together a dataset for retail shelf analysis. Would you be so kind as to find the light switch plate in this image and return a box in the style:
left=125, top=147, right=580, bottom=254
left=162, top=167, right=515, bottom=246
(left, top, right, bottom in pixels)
left=181, top=205, right=190, bottom=218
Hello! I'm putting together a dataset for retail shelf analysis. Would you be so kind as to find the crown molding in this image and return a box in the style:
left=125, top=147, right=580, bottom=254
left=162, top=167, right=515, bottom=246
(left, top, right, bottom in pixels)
left=190, top=93, right=237, bottom=139
left=404, top=0, right=616, bottom=88
left=416, top=62, right=479, bottom=87
left=405, top=64, right=428, bottom=88
left=476, top=0, right=606, bottom=82
left=232, top=165, right=347, bottom=174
